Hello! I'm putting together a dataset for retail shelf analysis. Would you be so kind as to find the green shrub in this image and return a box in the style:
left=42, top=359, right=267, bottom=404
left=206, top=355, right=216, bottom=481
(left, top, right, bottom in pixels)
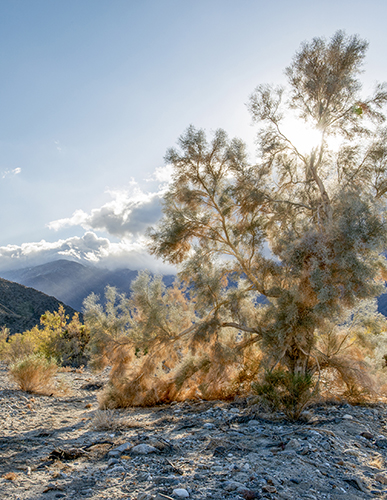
left=0, top=306, right=89, bottom=367
left=252, top=369, right=314, bottom=420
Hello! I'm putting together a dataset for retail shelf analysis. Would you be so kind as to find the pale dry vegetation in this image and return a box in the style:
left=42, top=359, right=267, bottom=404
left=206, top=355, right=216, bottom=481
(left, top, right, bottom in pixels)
left=8, top=353, right=58, bottom=395
left=84, top=33, right=387, bottom=417
left=0, top=307, right=88, bottom=396
left=85, top=273, right=262, bottom=409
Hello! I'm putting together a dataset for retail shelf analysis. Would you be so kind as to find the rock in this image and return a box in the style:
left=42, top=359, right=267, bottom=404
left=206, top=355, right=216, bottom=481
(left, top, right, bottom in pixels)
left=131, top=444, right=159, bottom=454
left=212, top=446, right=226, bottom=456
left=247, top=420, right=260, bottom=427
left=153, top=476, right=180, bottom=485
left=285, top=438, right=302, bottom=450
left=375, top=473, right=387, bottom=485
left=375, top=438, right=387, bottom=449
left=114, top=441, right=132, bottom=453
left=233, top=472, right=249, bottom=483
left=246, top=452, right=261, bottom=463
left=343, top=414, right=354, bottom=420
left=138, top=494, right=154, bottom=500
left=172, top=488, right=189, bottom=498
left=343, top=476, right=366, bottom=492
left=224, top=481, right=245, bottom=492
left=106, top=465, right=125, bottom=474
left=360, top=431, right=374, bottom=440
left=262, top=484, right=277, bottom=493
left=240, top=490, right=260, bottom=500
left=203, top=423, right=215, bottom=429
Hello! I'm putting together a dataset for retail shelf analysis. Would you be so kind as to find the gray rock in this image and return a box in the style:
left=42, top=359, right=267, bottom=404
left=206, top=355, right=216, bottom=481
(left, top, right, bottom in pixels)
left=115, top=441, right=132, bottom=453
left=233, top=472, right=249, bottom=483
left=285, top=438, right=302, bottom=450
left=376, top=438, right=387, bottom=449
left=172, top=488, right=189, bottom=498
left=343, top=476, right=367, bottom=492
left=106, top=465, right=125, bottom=474
left=131, top=443, right=159, bottom=454
left=223, top=481, right=245, bottom=492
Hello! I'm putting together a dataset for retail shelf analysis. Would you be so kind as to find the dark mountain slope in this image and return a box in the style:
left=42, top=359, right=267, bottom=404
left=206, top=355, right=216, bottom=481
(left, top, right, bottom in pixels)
left=0, top=278, right=80, bottom=334
left=1, top=260, right=176, bottom=312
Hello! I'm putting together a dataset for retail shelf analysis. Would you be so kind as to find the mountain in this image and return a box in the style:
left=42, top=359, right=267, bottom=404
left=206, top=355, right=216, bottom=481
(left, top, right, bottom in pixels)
left=0, top=260, right=176, bottom=312
left=0, top=277, right=80, bottom=334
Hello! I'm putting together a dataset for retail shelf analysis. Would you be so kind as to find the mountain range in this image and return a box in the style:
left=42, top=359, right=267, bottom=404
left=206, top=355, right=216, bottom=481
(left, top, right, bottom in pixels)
left=0, top=259, right=175, bottom=313
left=1, top=259, right=387, bottom=333
left=0, top=277, right=80, bottom=334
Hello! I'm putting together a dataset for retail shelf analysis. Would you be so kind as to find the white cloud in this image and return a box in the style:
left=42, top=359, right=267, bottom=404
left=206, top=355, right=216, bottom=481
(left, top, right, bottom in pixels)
left=0, top=170, right=176, bottom=273
left=2, top=167, right=21, bottom=179
left=48, top=184, right=164, bottom=237
left=146, top=165, right=174, bottom=184
left=0, top=231, right=176, bottom=273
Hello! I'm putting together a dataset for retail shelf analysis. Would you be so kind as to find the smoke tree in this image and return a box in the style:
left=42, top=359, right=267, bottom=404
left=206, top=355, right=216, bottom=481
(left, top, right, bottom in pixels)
left=149, top=31, right=387, bottom=395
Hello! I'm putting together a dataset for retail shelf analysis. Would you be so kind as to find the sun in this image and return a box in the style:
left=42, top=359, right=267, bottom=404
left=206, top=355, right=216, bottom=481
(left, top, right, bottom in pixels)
left=281, top=117, right=342, bottom=155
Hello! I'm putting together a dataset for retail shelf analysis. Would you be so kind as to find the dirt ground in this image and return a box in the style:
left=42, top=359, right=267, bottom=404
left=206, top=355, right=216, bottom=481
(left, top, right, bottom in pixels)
left=2, top=363, right=387, bottom=500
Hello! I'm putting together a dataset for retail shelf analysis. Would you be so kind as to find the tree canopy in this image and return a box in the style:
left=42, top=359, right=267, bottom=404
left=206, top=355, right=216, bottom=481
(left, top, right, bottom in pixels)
left=149, top=31, right=387, bottom=384
left=83, top=32, right=387, bottom=412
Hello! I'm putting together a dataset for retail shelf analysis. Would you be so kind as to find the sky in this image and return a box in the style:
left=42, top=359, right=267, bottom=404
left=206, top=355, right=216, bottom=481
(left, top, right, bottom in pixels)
left=1, top=0, right=387, bottom=273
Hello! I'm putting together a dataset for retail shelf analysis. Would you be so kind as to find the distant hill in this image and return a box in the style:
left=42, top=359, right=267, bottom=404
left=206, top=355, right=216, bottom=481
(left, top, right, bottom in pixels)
left=2, top=258, right=386, bottom=318
left=0, top=260, right=176, bottom=312
left=0, top=277, right=80, bottom=334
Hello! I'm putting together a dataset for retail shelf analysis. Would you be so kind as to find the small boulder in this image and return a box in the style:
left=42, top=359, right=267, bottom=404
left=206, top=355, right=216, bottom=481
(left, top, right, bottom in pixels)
left=172, top=488, right=189, bottom=498
left=131, top=444, right=158, bottom=454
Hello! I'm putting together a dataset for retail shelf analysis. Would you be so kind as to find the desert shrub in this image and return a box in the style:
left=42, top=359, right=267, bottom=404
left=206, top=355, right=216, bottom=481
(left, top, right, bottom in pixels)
left=315, top=299, right=387, bottom=399
left=9, top=353, right=57, bottom=394
left=252, top=370, right=314, bottom=420
left=25, top=306, right=89, bottom=367
left=0, top=327, right=12, bottom=361
left=86, top=272, right=387, bottom=411
left=0, top=306, right=89, bottom=367
left=90, top=409, right=118, bottom=431
left=85, top=272, right=263, bottom=408
left=0, top=331, right=36, bottom=365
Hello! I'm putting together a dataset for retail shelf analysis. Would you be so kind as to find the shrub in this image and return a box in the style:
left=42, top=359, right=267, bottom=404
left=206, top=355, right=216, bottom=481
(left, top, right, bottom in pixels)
left=85, top=273, right=263, bottom=408
left=9, top=354, right=58, bottom=395
left=0, top=306, right=89, bottom=367
left=252, top=370, right=314, bottom=420
left=0, top=331, right=36, bottom=365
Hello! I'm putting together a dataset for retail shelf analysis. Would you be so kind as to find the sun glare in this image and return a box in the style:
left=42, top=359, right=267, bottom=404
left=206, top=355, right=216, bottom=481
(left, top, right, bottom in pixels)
left=281, top=117, right=342, bottom=154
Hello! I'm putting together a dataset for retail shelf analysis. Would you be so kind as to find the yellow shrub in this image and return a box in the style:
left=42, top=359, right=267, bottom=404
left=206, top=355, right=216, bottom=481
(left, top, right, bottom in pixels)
left=9, top=354, right=57, bottom=395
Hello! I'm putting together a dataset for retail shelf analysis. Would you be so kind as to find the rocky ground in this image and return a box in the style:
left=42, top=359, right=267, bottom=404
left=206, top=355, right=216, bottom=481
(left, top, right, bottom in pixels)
left=2, top=364, right=387, bottom=499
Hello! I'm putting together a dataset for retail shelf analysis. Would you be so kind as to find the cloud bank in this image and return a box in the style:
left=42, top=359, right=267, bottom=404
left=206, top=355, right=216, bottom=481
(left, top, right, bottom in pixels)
left=48, top=183, right=165, bottom=238
left=0, top=172, right=176, bottom=273
left=0, top=232, right=175, bottom=273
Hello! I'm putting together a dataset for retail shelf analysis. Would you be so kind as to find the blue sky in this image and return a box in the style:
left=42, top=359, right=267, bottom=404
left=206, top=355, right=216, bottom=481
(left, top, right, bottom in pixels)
left=1, top=0, right=387, bottom=272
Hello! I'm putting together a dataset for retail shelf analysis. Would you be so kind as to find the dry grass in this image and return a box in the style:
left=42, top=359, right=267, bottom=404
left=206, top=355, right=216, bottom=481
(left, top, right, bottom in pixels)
left=8, top=354, right=57, bottom=395
left=90, top=409, right=118, bottom=431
